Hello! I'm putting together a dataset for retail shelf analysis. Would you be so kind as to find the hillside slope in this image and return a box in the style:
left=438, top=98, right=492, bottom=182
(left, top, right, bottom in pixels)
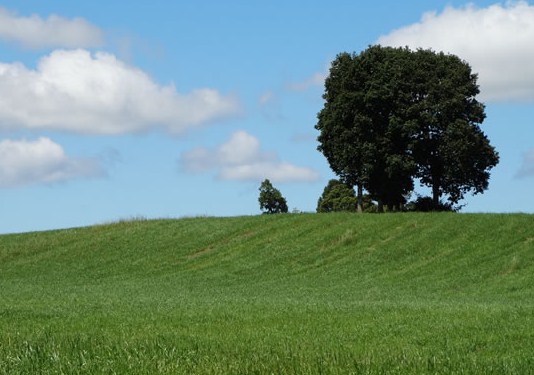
left=2, top=213, right=532, bottom=301
left=1, top=213, right=533, bottom=374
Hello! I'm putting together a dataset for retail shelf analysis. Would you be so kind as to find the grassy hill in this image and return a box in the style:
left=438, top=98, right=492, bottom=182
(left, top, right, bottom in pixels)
left=1, top=213, right=533, bottom=374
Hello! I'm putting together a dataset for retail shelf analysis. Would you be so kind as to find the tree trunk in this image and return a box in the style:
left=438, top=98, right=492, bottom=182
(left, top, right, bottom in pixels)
left=431, top=161, right=442, bottom=209
left=377, top=200, right=384, bottom=213
left=357, top=184, right=363, bottom=213
left=432, top=182, right=440, bottom=209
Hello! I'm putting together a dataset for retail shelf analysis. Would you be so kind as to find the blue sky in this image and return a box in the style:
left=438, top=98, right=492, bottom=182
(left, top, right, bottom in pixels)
left=0, top=0, right=533, bottom=233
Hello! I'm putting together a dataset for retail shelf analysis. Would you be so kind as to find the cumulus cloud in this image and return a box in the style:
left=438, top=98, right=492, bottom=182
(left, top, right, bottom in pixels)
left=0, top=137, right=104, bottom=188
left=180, top=131, right=320, bottom=183
left=516, top=148, right=534, bottom=178
left=377, top=1, right=534, bottom=102
left=0, top=7, right=103, bottom=49
left=0, top=49, right=240, bottom=134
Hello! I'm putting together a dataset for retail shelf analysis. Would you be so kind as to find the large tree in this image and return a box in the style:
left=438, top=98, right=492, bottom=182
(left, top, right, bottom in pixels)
left=316, top=46, right=415, bottom=212
left=315, top=52, right=367, bottom=211
left=408, top=50, right=499, bottom=206
left=316, top=46, right=498, bottom=211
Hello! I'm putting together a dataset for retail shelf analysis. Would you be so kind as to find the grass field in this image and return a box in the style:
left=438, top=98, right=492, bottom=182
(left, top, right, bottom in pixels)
left=1, top=213, right=533, bottom=374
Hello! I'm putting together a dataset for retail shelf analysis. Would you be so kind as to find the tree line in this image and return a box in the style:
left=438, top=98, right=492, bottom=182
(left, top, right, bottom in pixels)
left=259, top=177, right=456, bottom=215
left=259, top=46, right=499, bottom=214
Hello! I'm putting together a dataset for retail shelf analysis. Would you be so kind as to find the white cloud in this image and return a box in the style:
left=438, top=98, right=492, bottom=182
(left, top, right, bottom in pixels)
left=287, top=71, right=326, bottom=92
left=0, top=7, right=103, bottom=49
left=516, top=148, right=534, bottom=178
left=218, top=161, right=319, bottom=182
left=0, top=49, right=240, bottom=134
left=377, top=1, right=534, bottom=102
left=0, top=137, right=103, bottom=188
left=218, top=131, right=263, bottom=166
left=180, top=131, right=320, bottom=183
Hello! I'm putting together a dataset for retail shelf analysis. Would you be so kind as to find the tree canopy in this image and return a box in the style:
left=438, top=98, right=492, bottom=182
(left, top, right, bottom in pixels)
left=316, top=46, right=499, bottom=211
left=258, top=179, right=288, bottom=214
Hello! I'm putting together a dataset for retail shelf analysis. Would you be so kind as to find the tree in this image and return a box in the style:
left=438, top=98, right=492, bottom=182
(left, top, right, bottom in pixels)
left=317, top=179, right=375, bottom=213
left=408, top=50, right=499, bottom=206
left=316, top=52, right=367, bottom=212
left=317, top=179, right=357, bottom=212
left=316, top=46, right=416, bottom=212
left=258, top=179, right=288, bottom=214
left=316, top=46, right=499, bottom=211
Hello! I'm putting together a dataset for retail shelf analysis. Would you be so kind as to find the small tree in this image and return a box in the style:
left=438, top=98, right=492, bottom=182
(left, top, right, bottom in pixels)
left=258, top=179, right=288, bottom=214
left=317, top=179, right=357, bottom=213
left=317, top=179, right=376, bottom=213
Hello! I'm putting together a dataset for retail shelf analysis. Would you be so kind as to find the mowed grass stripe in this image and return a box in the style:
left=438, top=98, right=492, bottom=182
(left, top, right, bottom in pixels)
left=1, top=213, right=533, bottom=374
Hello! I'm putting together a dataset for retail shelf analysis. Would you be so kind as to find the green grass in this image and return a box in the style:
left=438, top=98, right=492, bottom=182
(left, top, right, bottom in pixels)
left=1, top=213, right=533, bottom=374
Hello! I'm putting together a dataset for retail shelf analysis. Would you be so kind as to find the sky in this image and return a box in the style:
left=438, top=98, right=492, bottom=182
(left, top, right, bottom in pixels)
left=0, top=0, right=533, bottom=234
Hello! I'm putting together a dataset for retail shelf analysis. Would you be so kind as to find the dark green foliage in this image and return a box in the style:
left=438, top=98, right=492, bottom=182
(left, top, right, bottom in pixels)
left=316, top=47, right=416, bottom=211
left=317, top=179, right=357, bottom=212
left=258, top=179, right=288, bottom=214
left=408, top=50, right=499, bottom=206
left=406, top=196, right=456, bottom=212
left=317, top=179, right=376, bottom=213
left=316, top=45, right=499, bottom=211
